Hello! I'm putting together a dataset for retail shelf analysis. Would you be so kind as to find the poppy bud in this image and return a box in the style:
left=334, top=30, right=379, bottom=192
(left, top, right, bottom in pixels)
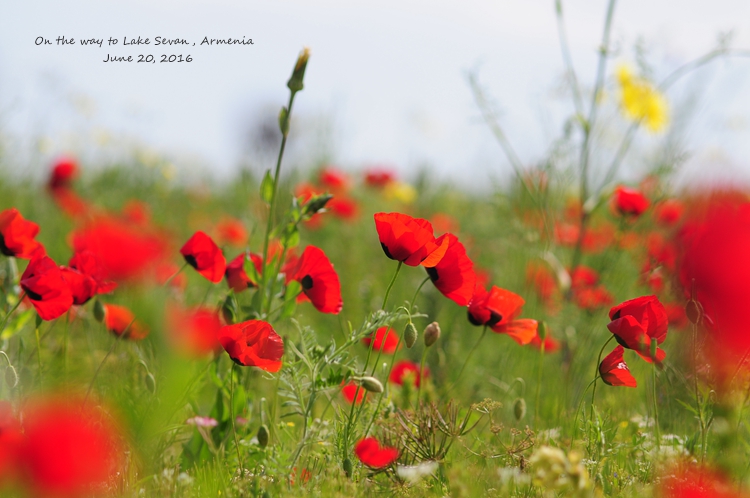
left=360, top=376, right=384, bottom=393
left=257, top=424, right=269, bottom=448
left=287, top=47, right=310, bottom=93
left=221, top=295, right=237, bottom=325
left=423, top=322, right=441, bottom=347
left=93, top=299, right=105, bottom=323
left=342, top=457, right=353, bottom=478
left=514, top=398, right=526, bottom=421
left=538, top=321, right=548, bottom=341
left=145, top=372, right=156, bottom=394
left=404, top=322, right=418, bottom=349
left=685, top=299, right=703, bottom=325
left=303, top=194, right=333, bottom=217
left=5, top=364, right=18, bottom=389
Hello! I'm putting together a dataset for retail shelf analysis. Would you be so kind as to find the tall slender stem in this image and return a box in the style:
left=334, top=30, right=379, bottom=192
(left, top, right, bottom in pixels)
left=449, top=325, right=488, bottom=392
left=652, top=365, right=661, bottom=449
left=554, top=0, right=584, bottom=116
left=417, top=346, right=429, bottom=404
left=35, top=324, right=43, bottom=389
left=0, top=295, right=24, bottom=334
left=381, top=262, right=403, bottom=311
left=590, top=335, right=615, bottom=422
left=230, top=363, right=244, bottom=473
left=535, top=340, right=546, bottom=424
left=410, top=276, right=430, bottom=313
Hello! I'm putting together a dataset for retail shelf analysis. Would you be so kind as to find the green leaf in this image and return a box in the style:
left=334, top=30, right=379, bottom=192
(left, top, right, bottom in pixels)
left=243, top=253, right=261, bottom=285
left=283, top=225, right=300, bottom=249
left=260, top=170, right=274, bottom=204
left=1, top=309, right=33, bottom=339
left=280, top=280, right=301, bottom=320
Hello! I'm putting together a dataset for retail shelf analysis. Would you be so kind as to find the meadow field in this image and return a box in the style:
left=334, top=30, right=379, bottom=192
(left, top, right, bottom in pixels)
left=2, top=5, right=750, bottom=498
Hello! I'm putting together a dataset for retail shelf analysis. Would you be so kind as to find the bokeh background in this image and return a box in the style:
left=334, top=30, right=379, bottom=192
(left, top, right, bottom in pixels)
left=0, top=0, right=748, bottom=187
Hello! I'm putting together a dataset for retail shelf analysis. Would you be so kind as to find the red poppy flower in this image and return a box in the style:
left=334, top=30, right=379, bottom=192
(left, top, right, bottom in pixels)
left=354, top=437, right=399, bottom=468
left=599, top=346, right=637, bottom=387
left=319, top=167, right=350, bottom=190
left=374, top=212, right=449, bottom=267
left=654, top=199, right=684, bottom=227
left=341, top=381, right=367, bottom=404
left=660, top=465, right=742, bottom=498
left=570, top=266, right=599, bottom=289
left=609, top=295, right=668, bottom=345
left=529, top=333, right=560, bottom=353
left=573, top=285, right=614, bottom=311
left=286, top=245, right=343, bottom=314
left=468, top=285, right=538, bottom=345
left=19, top=396, right=125, bottom=498
left=0, top=401, right=22, bottom=485
left=19, top=256, right=73, bottom=321
left=217, top=320, right=284, bottom=372
left=362, top=327, right=401, bottom=354
left=389, top=360, right=427, bottom=387
left=364, top=168, right=396, bottom=188
left=0, top=208, right=43, bottom=259
left=166, top=305, right=222, bottom=357
left=103, top=304, right=149, bottom=340
left=48, top=157, right=78, bottom=190
left=59, top=267, right=97, bottom=306
left=329, top=197, right=358, bottom=220
left=607, top=314, right=666, bottom=364
left=425, top=233, right=476, bottom=306
left=71, top=215, right=171, bottom=283
left=613, top=186, right=649, bottom=217
left=225, top=252, right=263, bottom=293
left=120, top=200, right=151, bottom=225
left=215, top=217, right=248, bottom=247
left=68, top=249, right=118, bottom=295
left=526, top=262, right=557, bottom=304
left=180, top=231, right=226, bottom=283
left=50, top=188, right=90, bottom=219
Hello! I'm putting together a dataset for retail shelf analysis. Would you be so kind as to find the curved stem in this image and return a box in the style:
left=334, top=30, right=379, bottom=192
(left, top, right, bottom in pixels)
left=364, top=333, right=404, bottom=436
left=0, top=294, right=24, bottom=334
left=534, top=340, right=546, bottom=424
left=381, top=261, right=403, bottom=311
left=163, top=262, right=188, bottom=287
left=590, top=335, right=615, bottom=422
left=554, top=0, right=584, bottom=116
left=84, top=319, right=132, bottom=405
left=449, top=325, right=488, bottom=392
left=410, top=276, right=430, bottom=314
left=570, top=377, right=598, bottom=449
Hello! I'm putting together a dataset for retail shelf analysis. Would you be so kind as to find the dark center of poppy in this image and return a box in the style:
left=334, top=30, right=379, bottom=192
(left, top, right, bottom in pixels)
left=230, top=355, right=245, bottom=366
left=467, top=310, right=482, bottom=326
left=380, top=243, right=395, bottom=261
left=611, top=310, right=621, bottom=320
left=25, top=288, right=43, bottom=301
left=0, top=234, right=13, bottom=257
left=183, top=254, right=198, bottom=269
left=426, top=266, right=439, bottom=282
left=613, top=334, right=629, bottom=349
left=487, top=312, right=503, bottom=327
left=301, top=275, right=313, bottom=290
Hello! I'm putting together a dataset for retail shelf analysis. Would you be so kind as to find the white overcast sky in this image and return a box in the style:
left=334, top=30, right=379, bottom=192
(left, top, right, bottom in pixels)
left=0, top=0, right=748, bottom=187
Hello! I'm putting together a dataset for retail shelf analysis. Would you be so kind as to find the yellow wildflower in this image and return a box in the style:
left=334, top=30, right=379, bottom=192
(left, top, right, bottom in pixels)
left=617, top=64, right=669, bottom=133
left=384, top=181, right=417, bottom=204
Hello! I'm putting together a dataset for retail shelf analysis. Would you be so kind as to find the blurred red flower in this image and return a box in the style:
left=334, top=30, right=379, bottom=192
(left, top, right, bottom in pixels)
left=526, top=262, right=557, bottom=305
left=570, top=266, right=599, bottom=289
left=660, top=465, right=744, bottom=498
left=529, top=333, right=560, bottom=353
left=225, top=252, right=263, bottom=293
left=218, top=319, right=284, bottom=372
left=19, top=396, right=125, bottom=498
left=48, top=157, right=79, bottom=190
left=286, top=245, right=343, bottom=314
left=374, top=212, right=448, bottom=267
left=166, top=305, right=222, bottom=357
left=68, top=250, right=118, bottom=295
left=103, top=303, right=149, bottom=340
left=20, top=255, right=73, bottom=321
left=0, top=208, right=43, bottom=259
left=355, top=437, right=399, bottom=468
left=319, top=167, right=350, bottom=191
left=0, top=401, right=22, bottom=486
left=364, top=168, right=396, bottom=188
left=215, top=217, right=248, bottom=247
left=573, top=285, right=614, bottom=311
left=613, top=186, right=650, bottom=217
left=389, top=360, right=427, bottom=387
left=654, top=199, right=684, bottom=227
left=425, top=233, right=476, bottom=306
left=341, top=381, right=367, bottom=404
left=599, top=346, right=637, bottom=387
left=362, top=327, right=401, bottom=354
left=180, top=231, right=226, bottom=283
left=328, top=197, right=358, bottom=220
left=59, top=266, right=97, bottom=306
left=468, top=286, right=538, bottom=345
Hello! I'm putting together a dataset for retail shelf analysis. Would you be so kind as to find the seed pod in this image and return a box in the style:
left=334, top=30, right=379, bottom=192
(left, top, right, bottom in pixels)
left=93, top=300, right=106, bottom=323
left=342, top=457, right=353, bottom=478
left=404, top=322, right=418, bottom=349
left=360, top=376, right=384, bottom=393
left=538, top=321, right=548, bottom=341
left=145, top=373, right=156, bottom=394
left=514, top=398, right=526, bottom=421
left=423, top=322, right=441, bottom=347
left=686, top=300, right=703, bottom=325
left=5, top=365, right=18, bottom=389
left=257, top=424, right=269, bottom=448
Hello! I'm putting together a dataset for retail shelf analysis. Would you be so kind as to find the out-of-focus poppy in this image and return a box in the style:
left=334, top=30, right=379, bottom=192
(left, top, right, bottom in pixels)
left=166, top=305, right=222, bottom=357
left=468, top=286, right=538, bottom=345
left=71, top=215, right=171, bottom=283
left=156, top=262, right=187, bottom=290
left=389, top=360, right=427, bottom=387
left=647, top=232, right=677, bottom=271
left=362, top=327, right=401, bottom=354
left=613, top=186, right=649, bottom=217
left=328, top=197, right=358, bottom=220
left=364, top=168, right=396, bottom=188
left=526, top=262, right=557, bottom=304
left=0, top=208, right=43, bottom=259
left=374, top=212, right=448, bottom=267
left=59, top=267, right=97, bottom=306
left=20, top=256, right=73, bottom=321
left=286, top=245, right=342, bottom=314
left=570, top=266, right=599, bottom=289
left=355, top=437, right=399, bottom=468
left=217, top=319, right=284, bottom=372
left=573, top=285, right=614, bottom=312
left=599, top=346, right=637, bottom=387
left=103, top=304, right=149, bottom=340
left=51, top=188, right=90, bottom=219
left=121, top=200, right=151, bottom=225
left=425, top=233, right=476, bottom=306
left=225, top=252, right=263, bottom=293
left=215, top=217, right=248, bottom=247
left=654, top=199, right=684, bottom=227
left=341, top=381, right=367, bottom=404
left=48, top=157, right=78, bottom=190
left=319, top=167, right=349, bottom=191
left=431, top=213, right=460, bottom=234
left=68, top=250, right=117, bottom=295
left=529, top=333, right=560, bottom=353
left=0, top=401, right=22, bottom=486
left=19, top=395, right=125, bottom=498
left=660, top=464, right=745, bottom=498
left=180, top=231, right=226, bottom=283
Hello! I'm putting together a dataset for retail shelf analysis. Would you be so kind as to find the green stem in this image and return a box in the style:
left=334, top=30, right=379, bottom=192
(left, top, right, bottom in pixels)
left=0, top=295, right=24, bottom=334
left=364, top=333, right=404, bottom=435
left=63, top=310, right=69, bottom=382
left=449, top=325, right=488, bottom=392
left=571, top=377, right=599, bottom=449
left=534, top=340, right=545, bottom=424
left=381, top=261, right=403, bottom=311
left=84, top=320, right=131, bottom=405
left=652, top=364, right=661, bottom=450
left=163, top=262, right=188, bottom=287
left=417, top=346, right=429, bottom=405
left=410, top=276, right=430, bottom=313
left=230, top=363, right=244, bottom=474
left=35, top=324, right=43, bottom=389
left=590, top=335, right=615, bottom=422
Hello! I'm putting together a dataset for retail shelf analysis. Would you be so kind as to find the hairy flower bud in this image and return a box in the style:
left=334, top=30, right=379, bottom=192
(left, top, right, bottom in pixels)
left=360, top=376, right=384, bottom=393
left=423, top=322, right=441, bottom=347
left=404, top=322, right=418, bottom=349
left=93, top=299, right=105, bottom=323
left=145, top=372, right=156, bottom=394
left=287, top=47, right=310, bottom=93
left=343, top=457, right=353, bottom=478
left=685, top=299, right=703, bottom=325
left=5, top=364, right=18, bottom=389
left=257, top=424, right=269, bottom=448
